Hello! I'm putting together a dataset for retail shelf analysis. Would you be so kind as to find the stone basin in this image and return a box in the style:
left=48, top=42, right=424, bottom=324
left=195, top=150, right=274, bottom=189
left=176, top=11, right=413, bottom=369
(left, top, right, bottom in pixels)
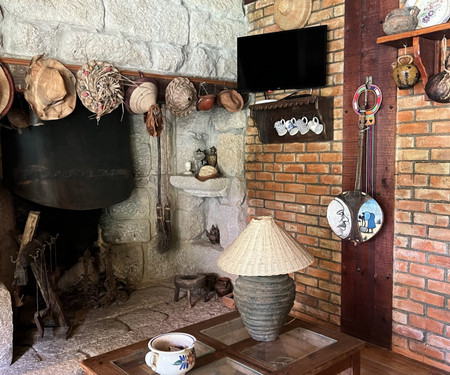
left=169, top=175, right=229, bottom=197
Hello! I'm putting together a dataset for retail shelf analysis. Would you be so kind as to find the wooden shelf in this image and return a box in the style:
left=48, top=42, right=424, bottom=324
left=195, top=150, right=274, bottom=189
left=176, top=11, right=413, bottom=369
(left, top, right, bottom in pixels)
left=0, top=57, right=237, bottom=102
left=249, top=95, right=333, bottom=144
left=377, top=23, right=450, bottom=92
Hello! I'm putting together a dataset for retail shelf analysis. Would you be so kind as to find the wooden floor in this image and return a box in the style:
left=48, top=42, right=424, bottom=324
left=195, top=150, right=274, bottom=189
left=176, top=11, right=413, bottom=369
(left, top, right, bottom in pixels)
left=359, top=344, right=449, bottom=375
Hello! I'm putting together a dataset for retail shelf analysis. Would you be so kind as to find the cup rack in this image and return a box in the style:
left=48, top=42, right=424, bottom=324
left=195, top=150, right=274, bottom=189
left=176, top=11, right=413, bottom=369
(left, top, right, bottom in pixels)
left=249, top=95, right=333, bottom=144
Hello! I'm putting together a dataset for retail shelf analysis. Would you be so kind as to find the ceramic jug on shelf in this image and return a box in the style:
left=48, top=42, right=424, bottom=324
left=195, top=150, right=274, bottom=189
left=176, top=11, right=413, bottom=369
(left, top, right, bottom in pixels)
left=383, top=6, right=420, bottom=35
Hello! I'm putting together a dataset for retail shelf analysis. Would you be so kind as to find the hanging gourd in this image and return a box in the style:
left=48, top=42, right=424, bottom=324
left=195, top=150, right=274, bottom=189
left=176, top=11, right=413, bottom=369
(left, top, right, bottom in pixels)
left=425, top=36, right=450, bottom=103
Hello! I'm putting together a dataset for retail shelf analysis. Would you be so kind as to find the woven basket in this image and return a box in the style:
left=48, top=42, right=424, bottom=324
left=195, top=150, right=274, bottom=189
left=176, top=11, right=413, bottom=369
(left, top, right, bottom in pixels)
left=165, top=77, right=197, bottom=117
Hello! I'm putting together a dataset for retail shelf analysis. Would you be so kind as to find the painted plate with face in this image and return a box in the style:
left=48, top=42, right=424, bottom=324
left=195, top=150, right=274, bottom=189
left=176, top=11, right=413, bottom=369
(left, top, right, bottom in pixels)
left=357, top=198, right=384, bottom=242
left=327, top=197, right=352, bottom=240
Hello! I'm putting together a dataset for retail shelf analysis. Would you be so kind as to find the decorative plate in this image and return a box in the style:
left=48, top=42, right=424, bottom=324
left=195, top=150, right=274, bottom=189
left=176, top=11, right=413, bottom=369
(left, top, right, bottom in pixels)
left=405, top=0, right=450, bottom=28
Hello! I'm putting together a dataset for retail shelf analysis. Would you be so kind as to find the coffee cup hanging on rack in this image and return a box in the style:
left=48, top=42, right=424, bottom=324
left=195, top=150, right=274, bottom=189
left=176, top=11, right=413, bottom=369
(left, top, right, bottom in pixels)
left=327, top=77, right=384, bottom=244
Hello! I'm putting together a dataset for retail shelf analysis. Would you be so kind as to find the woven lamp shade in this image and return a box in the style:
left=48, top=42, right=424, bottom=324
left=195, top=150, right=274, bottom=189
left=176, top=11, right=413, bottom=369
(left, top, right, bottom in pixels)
left=218, top=216, right=314, bottom=276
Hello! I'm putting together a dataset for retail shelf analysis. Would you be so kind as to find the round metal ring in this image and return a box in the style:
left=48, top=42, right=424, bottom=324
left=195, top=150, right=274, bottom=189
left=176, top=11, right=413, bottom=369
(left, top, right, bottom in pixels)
left=352, top=84, right=382, bottom=116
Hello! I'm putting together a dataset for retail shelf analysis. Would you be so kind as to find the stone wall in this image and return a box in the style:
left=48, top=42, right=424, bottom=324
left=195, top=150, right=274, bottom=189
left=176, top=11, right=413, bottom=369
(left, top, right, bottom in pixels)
left=0, top=0, right=248, bottom=287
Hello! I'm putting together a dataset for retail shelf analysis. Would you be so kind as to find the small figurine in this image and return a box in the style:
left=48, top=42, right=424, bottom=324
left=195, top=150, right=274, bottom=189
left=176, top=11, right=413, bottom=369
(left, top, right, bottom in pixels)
left=206, top=224, right=220, bottom=245
left=194, top=149, right=207, bottom=172
left=206, top=146, right=217, bottom=167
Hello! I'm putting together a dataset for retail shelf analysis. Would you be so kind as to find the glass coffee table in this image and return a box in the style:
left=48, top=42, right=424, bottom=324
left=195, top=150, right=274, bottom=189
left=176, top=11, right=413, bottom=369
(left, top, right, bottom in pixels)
left=81, top=311, right=364, bottom=375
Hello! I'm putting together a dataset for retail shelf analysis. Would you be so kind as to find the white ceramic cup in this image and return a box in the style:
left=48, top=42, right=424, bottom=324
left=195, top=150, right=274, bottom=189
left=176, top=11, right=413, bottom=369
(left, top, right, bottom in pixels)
left=309, top=116, right=324, bottom=134
left=145, top=332, right=196, bottom=375
left=297, top=116, right=309, bottom=135
left=274, top=119, right=287, bottom=136
left=286, top=117, right=298, bottom=135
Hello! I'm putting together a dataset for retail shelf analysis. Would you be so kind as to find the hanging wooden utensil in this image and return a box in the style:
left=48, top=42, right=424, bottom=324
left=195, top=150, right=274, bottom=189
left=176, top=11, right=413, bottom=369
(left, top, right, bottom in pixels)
left=327, top=77, right=384, bottom=244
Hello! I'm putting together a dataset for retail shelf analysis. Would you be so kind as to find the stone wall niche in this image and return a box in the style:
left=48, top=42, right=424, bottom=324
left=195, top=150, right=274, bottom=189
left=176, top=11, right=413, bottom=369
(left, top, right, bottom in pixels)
left=170, top=108, right=247, bottom=280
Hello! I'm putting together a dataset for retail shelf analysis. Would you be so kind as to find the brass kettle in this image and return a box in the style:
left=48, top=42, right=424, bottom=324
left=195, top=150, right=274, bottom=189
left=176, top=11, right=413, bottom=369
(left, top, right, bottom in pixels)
left=391, top=55, right=420, bottom=89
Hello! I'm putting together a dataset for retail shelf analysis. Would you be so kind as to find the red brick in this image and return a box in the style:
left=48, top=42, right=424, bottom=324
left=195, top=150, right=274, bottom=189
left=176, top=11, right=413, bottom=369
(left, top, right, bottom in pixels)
left=392, top=322, right=424, bottom=340
left=393, top=285, right=408, bottom=298
left=254, top=207, right=274, bottom=217
left=409, top=341, right=445, bottom=361
left=247, top=181, right=265, bottom=190
left=264, top=181, right=284, bottom=191
left=396, top=200, right=427, bottom=212
left=248, top=198, right=264, bottom=207
left=428, top=254, right=450, bottom=268
left=318, top=280, right=340, bottom=294
left=264, top=200, right=284, bottom=211
left=284, top=143, right=305, bottom=152
left=395, top=260, right=409, bottom=273
left=306, top=286, right=331, bottom=300
left=297, top=174, right=319, bottom=183
left=430, top=175, right=450, bottom=189
left=306, top=184, right=330, bottom=195
left=431, top=149, right=450, bottom=160
left=416, top=135, right=450, bottom=148
left=255, top=171, right=274, bottom=181
left=275, top=192, right=296, bottom=202
left=276, top=153, right=296, bottom=163
left=306, top=164, right=330, bottom=174
left=296, top=194, right=320, bottom=204
left=428, top=307, right=450, bottom=323
left=410, top=263, right=445, bottom=280
left=256, top=153, right=274, bottom=162
left=320, top=153, right=342, bottom=162
left=274, top=173, right=296, bottom=182
left=411, top=238, right=447, bottom=253
left=296, top=234, right=319, bottom=246
left=263, top=144, right=283, bottom=152
left=297, top=154, right=319, bottom=162
left=396, top=223, right=427, bottom=237
left=284, top=183, right=306, bottom=193
left=429, top=227, right=450, bottom=242
left=245, top=144, right=262, bottom=153
left=393, top=298, right=424, bottom=314
left=283, top=164, right=305, bottom=173
left=410, top=288, right=445, bottom=307
left=395, top=235, right=409, bottom=247
left=307, top=226, right=331, bottom=239
left=284, top=203, right=306, bottom=213
left=427, top=280, right=450, bottom=295
left=396, top=272, right=425, bottom=288
left=409, top=315, right=444, bottom=335
left=306, top=142, right=331, bottom=152
left=246, top=162, right=263, bottom=171
left=415, top=163, right=449, bottom=175
left=296, top=214, right=319, bottom=225
left=397, top=122, right=429, bottom=134
left=320, top=175, right=341, bottom=185
left=427, top=334, right=450, bottom=350
left=429, top=202, right=450, bottom=215
left=256, top=190, right=275, bottom=200
left=319, top=260, right=341, bottom=273
left=396, top=174, right=429, bottom=187
left=395, top=211, right=411, bottom=222
left=415, top=188, right=449, bottom=201
left=275, top=211, right=296, bottom=222
left=396, top=248, right=426, bottom=263
left=295, top=274, right=318, bottom=287
left=264, top=163, right=283, bottom=172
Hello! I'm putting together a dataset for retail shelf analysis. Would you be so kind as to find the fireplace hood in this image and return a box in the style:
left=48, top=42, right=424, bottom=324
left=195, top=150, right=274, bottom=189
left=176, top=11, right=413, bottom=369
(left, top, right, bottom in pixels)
left=1, top=99, right=134, bottom=210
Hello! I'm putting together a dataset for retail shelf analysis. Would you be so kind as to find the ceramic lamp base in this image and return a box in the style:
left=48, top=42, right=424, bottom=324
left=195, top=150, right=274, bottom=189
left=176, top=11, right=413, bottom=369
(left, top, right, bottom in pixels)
left=234, top=274, right=295, bottom=341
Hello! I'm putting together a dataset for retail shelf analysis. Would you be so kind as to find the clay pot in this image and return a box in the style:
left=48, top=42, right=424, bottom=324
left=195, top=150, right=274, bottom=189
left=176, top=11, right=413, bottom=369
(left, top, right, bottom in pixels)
left=215, top=277, right=233, bottom=297
left=383, top=6, right=420, bottom=35
left=196, top=94, right=216, bottom=111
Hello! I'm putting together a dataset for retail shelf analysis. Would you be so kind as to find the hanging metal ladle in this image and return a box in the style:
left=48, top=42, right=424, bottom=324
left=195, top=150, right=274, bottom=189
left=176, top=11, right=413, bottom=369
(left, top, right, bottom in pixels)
left=327, top=77, right=384, bottom=244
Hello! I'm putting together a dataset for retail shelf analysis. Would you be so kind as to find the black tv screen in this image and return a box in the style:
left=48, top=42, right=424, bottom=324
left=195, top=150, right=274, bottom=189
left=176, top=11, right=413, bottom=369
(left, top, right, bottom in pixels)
left=237, top=25, right=327, bottom=93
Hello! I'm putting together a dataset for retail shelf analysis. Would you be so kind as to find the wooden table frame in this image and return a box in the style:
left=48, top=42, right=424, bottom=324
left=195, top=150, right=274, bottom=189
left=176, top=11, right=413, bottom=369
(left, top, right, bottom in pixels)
left=81, top=311, right=364, bottom=375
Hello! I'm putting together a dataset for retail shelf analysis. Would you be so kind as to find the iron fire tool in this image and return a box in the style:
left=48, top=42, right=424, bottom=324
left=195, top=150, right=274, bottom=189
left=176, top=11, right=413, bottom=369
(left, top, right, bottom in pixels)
left=326, top=77, right=384, bottom=244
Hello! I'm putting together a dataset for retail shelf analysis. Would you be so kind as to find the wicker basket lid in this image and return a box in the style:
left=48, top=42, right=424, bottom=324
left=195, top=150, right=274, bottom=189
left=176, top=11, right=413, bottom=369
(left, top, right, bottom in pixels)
left=274, top=0, right=312, bottom=30
left=165, top=77, right=197, bottom=117
left=217, top=216, right=314, bottom=276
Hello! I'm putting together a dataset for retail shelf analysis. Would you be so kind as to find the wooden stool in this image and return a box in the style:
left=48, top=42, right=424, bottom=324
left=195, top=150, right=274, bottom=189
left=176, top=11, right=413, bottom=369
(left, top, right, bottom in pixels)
left=174, top=275, right=206, bottom=308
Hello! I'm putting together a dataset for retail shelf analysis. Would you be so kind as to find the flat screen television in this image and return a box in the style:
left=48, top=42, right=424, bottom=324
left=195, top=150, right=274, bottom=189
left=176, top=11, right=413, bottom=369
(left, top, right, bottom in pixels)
left=237, top=25, right=327, bottom=93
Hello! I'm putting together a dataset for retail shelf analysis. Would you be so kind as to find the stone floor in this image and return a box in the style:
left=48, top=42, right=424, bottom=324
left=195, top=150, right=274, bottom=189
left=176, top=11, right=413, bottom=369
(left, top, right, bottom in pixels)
left=3, top=278, right=232, bottom=375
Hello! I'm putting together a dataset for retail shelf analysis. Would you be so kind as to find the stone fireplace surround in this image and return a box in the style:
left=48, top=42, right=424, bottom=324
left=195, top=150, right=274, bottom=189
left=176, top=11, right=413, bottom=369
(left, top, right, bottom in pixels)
left=0, top=0, right=248, bottom=369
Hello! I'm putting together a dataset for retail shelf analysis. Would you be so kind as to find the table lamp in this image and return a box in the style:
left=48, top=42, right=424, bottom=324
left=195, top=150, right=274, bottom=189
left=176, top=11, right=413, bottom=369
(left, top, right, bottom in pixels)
left=217, top=216, right=314, bottom=341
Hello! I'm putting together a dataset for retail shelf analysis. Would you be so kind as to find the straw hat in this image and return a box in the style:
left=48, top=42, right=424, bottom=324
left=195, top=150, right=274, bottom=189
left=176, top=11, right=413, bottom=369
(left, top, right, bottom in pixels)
left=165, top=77, right=197, bottom=117
left=24, top=55, right=76, bottom=120
left=0, top=63, right=14, bottom=119
left=76, top=60, right=124, bottom=122
left=217, top=89, right=244, bottom=113
left=217, top=216, right=314, bottom=276
left=274, top=0, right=312, bottom=30
left=125, top=77, right=158, bottom=115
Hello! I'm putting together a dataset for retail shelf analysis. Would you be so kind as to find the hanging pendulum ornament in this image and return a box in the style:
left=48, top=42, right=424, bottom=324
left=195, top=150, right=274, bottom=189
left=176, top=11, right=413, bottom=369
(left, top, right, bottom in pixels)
left=327, top=77, right=384, bottom=243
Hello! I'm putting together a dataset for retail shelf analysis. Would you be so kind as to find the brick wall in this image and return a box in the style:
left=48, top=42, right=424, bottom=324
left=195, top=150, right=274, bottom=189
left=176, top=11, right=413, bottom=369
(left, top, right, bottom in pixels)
left=393, top=59, right=450, bottom=371
left=244, top=0, right=449, bottom=371
left=245, top=0, right=345, bottom=327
